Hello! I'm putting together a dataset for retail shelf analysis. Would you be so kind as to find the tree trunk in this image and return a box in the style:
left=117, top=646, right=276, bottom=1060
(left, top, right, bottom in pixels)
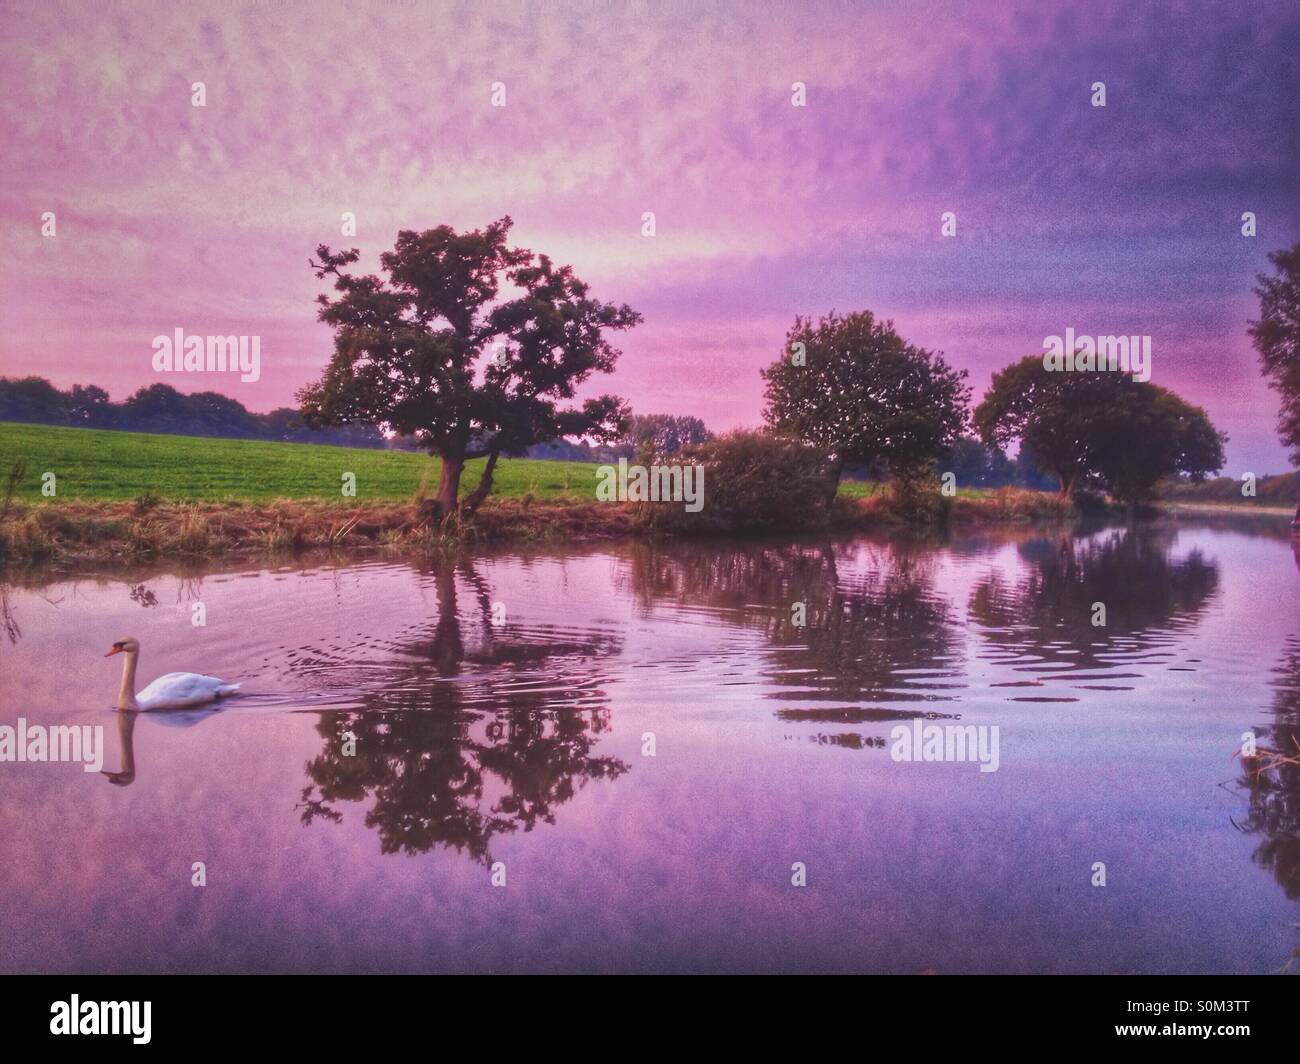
left=1057, top=472, right=1075, bottom=498
left=825, top=455, right=845, bottom=508
left=428, top=454, right=464, bottom=524
left=429, top=560, right=463, bottom=675
left=461, top=446, right=501, bottom=515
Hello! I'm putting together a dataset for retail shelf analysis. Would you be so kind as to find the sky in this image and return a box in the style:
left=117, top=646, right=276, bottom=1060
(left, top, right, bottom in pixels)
left=2, top=0, right=1298, bottom=471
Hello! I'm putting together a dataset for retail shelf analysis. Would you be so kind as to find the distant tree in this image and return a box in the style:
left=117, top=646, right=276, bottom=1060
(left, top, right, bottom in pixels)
left=1013, top=441, right=1059, bottom=492
left=261, top=408, right=306, bottom=440
left=299, top=218, right=640, bottom=520
left=761, top=311, right=969, bottom=501
left=621, top=413, right=711, bottom=457
left=524, top=438, right=595, bottom=461
left=117, top=383, right=199, bottom=433
left=188, top=390, right=264, bottom=437
left=385, top=433, right=427, bottom=452
left=941, top=436, right=1016, bottom=489
left=117, top=384, right=263, bottom=437
left=0, top=377, right=69, bottom=424
left=1249, top=242, right=1300, bottom=466
left=974, top=355, right=1225, bottom=500
left=66, top=384, right=111, bottom=427
left=263, top=407, right=385, bottom=447
left=0, top=376, right=386, bottom=447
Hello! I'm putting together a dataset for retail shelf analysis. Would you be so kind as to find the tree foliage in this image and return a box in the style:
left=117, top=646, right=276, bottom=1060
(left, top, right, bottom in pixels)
left=1249, top=242, right=1300, bottom=465
left=761, top=311, right=970, bottom=496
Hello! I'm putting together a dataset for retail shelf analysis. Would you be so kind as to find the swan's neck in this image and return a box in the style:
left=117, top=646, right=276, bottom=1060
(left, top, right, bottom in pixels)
left=106, top=708, right=137, bottom=785
left=117, top=651, right=140, bottom=710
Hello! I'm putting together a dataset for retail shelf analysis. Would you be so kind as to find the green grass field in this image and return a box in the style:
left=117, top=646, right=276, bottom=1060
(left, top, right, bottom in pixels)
left=836, top=479, right=987, bottom=500
left=0, top=422, right=603, bottom=503
left=0, top=421, right=1017, bottom=508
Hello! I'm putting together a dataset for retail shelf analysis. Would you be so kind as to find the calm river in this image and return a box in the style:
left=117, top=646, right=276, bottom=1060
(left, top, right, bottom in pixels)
left=2, top=517, right=1297, bottom=973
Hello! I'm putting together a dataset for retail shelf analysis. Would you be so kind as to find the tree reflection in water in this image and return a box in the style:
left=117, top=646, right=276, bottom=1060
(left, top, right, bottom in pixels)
left=968, top=527, right=1220, bottom=675
left=296, top=558, right=628, bottom=864
left=1239, top=637, right=1300, bottom=902
left=622, top=537, right=963, bottom=742
left=287, top=531, right=1230, bottom=865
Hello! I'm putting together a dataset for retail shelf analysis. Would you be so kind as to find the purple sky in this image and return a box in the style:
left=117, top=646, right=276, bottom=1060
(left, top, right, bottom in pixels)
left=2, top=0, right=1298, bottom=470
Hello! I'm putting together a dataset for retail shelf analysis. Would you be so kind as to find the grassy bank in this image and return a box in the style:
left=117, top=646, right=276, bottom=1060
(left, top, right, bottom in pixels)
left=0, top=422, right=1079, bottom=565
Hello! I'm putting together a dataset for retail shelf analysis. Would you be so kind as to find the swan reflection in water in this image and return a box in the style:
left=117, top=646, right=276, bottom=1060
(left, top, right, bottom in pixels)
left=99, top=703, right=221, bottom=787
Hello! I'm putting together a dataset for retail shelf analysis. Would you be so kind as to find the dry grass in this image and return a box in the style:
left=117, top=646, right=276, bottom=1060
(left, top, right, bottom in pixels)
left=951, top=486, right=1076, bottom=523
left=832, top=485, right=1076, bottom=528
left=1234, top=736, right=1300, bottom=777
left=0, top=497, right=641, bottom=565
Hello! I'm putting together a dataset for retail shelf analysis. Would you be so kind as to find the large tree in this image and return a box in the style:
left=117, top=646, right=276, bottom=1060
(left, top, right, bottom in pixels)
left=761, top=311, right=970, bottom=499
left=1093, top=385, right=1225, bottom=504
left=975, top=356, right=1118, bottom=497
left=974, top=355, right=1225, bottom=501
left=299, top=217, right=640, bottom=519
left=1249, top=242, right=1300, bottom=465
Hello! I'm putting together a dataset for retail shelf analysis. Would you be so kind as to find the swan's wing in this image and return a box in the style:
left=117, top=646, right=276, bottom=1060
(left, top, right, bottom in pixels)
left=138, top=672, right=237, bottom=709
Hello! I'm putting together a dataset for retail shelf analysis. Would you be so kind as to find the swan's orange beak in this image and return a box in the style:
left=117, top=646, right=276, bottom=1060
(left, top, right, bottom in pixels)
left=104, top=646, right=121, bottom=657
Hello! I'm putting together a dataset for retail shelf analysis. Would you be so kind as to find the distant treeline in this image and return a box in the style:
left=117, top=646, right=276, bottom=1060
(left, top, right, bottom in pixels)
left=917, top=436, right=1058, bottom=492
left=394, top=435, right=627, bottom=462
left=0, top=376, right=386, bottom=447
left=390, top=412, right=716, bottom=462
left=0, top=376, right=1066, bottom=488
left=1161, top=471, right=1297, bottom=505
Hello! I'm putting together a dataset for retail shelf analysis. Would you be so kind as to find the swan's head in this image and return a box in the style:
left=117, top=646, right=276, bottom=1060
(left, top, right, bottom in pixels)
left=105, top=636, right=140, bottom=657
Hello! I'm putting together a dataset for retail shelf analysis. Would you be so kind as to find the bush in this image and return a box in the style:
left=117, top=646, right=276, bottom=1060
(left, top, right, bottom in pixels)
left=635, top=430, right=835, bottom=535
left=882, top=466, right=952, bottom=526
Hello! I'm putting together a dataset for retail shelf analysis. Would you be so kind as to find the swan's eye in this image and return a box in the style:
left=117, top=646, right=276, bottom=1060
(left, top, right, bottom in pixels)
left=112, top=642, right=124, bottom=650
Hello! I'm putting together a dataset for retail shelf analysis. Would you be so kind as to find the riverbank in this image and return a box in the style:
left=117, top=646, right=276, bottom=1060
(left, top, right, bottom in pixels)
left=1163, top=500, right=1294, bottom=517
left=1, top=421, right=1094, bottom=565
left=0, top=487, right=1082, bottom=566
left=0, top=497, right=638, bottom=566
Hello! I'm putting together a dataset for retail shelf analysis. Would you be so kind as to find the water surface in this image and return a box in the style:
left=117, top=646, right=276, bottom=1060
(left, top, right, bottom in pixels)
left=2, top=518, right=1297, bottom=973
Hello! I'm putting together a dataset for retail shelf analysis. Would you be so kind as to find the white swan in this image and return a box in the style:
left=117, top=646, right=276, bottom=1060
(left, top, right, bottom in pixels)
left=105, top=636, right=241, bottom=711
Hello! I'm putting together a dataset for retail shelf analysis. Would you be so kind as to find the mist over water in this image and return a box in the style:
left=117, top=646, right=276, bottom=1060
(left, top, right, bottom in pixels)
left=2, top=518, right=1297, bottom=973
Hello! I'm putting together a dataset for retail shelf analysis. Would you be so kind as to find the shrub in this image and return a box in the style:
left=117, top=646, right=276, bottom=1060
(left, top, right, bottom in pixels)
left=635, top=430, right=835, bottom=535
left=882, top=466, right=952, bottom=526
